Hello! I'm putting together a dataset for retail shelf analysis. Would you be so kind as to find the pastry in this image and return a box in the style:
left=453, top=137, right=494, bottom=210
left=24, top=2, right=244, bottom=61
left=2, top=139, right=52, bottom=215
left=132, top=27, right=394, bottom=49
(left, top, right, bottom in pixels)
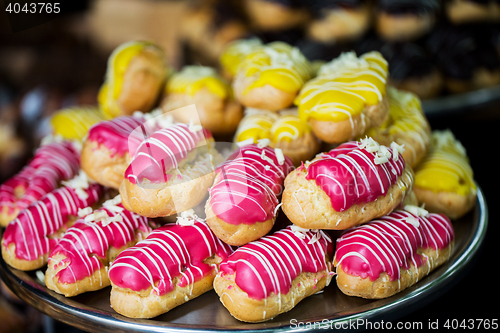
left=205, top=144, right=293, bottom=246
left=1, top=171, right=103, bottom=271
left=50, top=106, right=106, bottom=141
left=233, top=41, right=313, bottom=112
left=307, top=0, right=372, bottom=43
left=295, top=51, right=390, bottom=144
left=0, top=140, right=80, bottom=227
left=413, top=130, right=476, bottom=219
left=45, top=195, right=151, bottom=297
left=161, top=66, right=243, bottom=136
left=243, top=0, right=309, bottom=32
left=219, top=38, right=263, bottom=80
left=363, top=87, right=431, bottom=168
left=213, top=225, right=334, bottom=322
left=376, top=0, right=440, bottom=41
left=120, top=123, right=220, bottom=218
left=108, top=213, right=233, bottom=318
left=282, top=137, right=414, bottom=230
left=445, top=0, right=500, bottom=24
left=98, top=41, right=169, bottom=118
left=234, top=108, right=320, bottom=166
left=335, top=207, right=454, bottom=299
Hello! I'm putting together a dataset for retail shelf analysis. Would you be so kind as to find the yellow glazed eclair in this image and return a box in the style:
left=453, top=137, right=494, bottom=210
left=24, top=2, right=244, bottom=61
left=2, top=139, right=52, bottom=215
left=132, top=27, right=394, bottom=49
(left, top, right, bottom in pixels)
left=234, top=108, right=320, bottom=166
left=295, top=51, right=390, bottom=144
left=161, top=66, right=243, bottom=136
left=363, top=87, right=431, bottom=168
left=233, top=42, right=313, bottom=112
left=413, top=130, right=476, bottom=219
left=50, top=106, right=106, bottom=141
left=98, top=41, right=169, bottom=118
left=219, top=38, right=263, bottom=81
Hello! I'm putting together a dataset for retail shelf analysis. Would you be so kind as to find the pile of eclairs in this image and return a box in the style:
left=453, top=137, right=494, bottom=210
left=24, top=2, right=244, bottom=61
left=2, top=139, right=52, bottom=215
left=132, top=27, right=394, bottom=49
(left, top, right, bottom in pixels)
left=0, top=39, right=476, bottom=322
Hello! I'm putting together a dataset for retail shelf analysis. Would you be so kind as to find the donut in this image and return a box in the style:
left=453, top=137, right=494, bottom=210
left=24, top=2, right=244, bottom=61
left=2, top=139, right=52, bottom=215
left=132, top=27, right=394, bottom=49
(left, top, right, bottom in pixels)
left=363, top=87, right=431, bottom=168
left=445, top=0, right=500, bottom=24
left=80, top=115, right=148, bottom=189
left=232, top=42, right=313, bottom=112
left=0, top=141, right=80, bottom=227
left=219, top=38, right=263, bottom=80
left=282, top=137, right=414, bottom=230
left=45, top=195, right=151, bottom=297
left=234, top=108, right=320, bottom=166
left=213, top=225, right=334, bottom=322
left=295, top=51, right=390, bottom=144
left=413, top=130, right=476, bottom=219
left=160, top=66, right=243, bottom=136
left=375, top=0, right=440, bottom=42
left=120, top=123, right=220, bottom=218
left=205, top=144, right=293, bottom=246
left=334, top=207, right=454, bottom=299
left=50, top=106, right=106, bottom=141
left=243, top=0, right=309, bottom=32
left=98, top=41, right=169, bottom=118
left=306, top=0, right=372, bottom=43
left=1, top=171, right=103, bottom=271
left=108, top=214, right=233, bottom=318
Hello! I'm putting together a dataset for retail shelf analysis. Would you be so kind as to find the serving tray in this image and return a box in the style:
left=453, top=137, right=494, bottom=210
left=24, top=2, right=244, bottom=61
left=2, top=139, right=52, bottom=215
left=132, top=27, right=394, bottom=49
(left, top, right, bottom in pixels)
left=0, top=187, right=488, bottom=333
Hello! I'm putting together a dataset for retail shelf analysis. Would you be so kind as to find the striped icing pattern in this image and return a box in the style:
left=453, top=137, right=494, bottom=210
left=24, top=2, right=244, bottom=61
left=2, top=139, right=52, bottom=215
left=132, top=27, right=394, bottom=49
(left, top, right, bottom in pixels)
left=86, top=115, right=147, bottom=157
left=2, top=184, right=103, bottom=262
left=0, top=142, right=80, bottom=216
left=236, top=42, right=312, bottom=95
left=304, top=141, right=408, bottom=212
left=48, top=203, right=151, bottom=285
left=108, top=220, right=233, bottom=296
left=414, top=130, right=475, bottom=196
left=235, top=109, right=311, bottom=144
left=296, top=51, right=388, bottom=123
left=219, top=226, right=333, bottom=300
left=335, top=210, right=454, bottom=281
left=207, top=145, right=293, bottom=225
left=364, top=87, right=429, bottom=166
left=125, top=123, right=211, bottom=185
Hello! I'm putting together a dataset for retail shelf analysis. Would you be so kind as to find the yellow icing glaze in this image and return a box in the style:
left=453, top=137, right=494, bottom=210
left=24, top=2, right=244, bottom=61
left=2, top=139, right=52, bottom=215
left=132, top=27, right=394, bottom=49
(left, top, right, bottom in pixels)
left=296, top=51, right=388, bottom=122
left=166, top=66, right=230, bottom=100
left=235, top=108, right=310, bottom=144
left=51, top=107, right=105, bottom=140
left=220, top=38, right=263, bottom=77
left=415, top=130, right=475, bottom=196
left=236, top=42, right=312, bottom=95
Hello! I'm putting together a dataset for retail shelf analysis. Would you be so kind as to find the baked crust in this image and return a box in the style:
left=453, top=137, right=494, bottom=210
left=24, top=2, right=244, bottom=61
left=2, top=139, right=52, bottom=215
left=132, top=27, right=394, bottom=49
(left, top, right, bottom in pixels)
left=233, top=79, right=297, bottom=112
left=413, top=187, right=476, bottom=220
left=335, top=243, right=454, bottom=299
left=376, top=11, right=435, bottom=42
left=282, top=165, right=414, bottom=230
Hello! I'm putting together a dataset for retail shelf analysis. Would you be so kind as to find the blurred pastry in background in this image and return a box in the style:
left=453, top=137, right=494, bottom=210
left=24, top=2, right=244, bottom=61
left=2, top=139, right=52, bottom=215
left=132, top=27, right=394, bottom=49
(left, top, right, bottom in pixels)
left=181, top=0, right=249, bottom=66
left=233, top=41, right=313, bottom=111
left=50, top=106, right=106, bottom=141
left=161, top=66, right=243, bottom=136
left=357, top=37, right=443, bottom=99
left=445, top=0, right=500, bottom=24
left=306, top=0, right=372, bottom=43
left=234, top=107, right=320, bottom=165
left=98, top=41, right=169, bottom=118
left=426, top=24, right=500, bottom=93
left=219, top=38, right=263, bottom=80
left=375, top=0, right=440, bottom=41
left=243, top=0, right=310, bottom=32
left=0, top=109, right=27, bottom=184
left=296, top=51, right=389, bottom=144
left=363, top=87, right=431, bottom=168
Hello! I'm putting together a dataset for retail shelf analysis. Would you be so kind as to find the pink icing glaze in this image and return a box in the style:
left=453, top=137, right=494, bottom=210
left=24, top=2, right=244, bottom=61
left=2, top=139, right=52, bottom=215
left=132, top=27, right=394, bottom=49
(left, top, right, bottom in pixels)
left=335, top=210, right=454, bottom=282
left=305, top=141, right=406, bottom=212
left=219, top=226, right=333, bottom=300
left=87, top=116, right=147, bottom=157
left=125, top=124, right=212, bottom=185
left=108, top=220, right=233, bottom=296
left=0, top=142, right=80, bottom=215
left=2, top=183, right=103, bottom=262
left=207, top=145, right=293, bottom=225
left=48, top=203, right=151, bottom=284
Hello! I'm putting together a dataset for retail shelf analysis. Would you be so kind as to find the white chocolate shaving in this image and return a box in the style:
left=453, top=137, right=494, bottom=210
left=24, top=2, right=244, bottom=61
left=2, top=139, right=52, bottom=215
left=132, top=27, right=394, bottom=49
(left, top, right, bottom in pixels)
left=78, top=207, right=93, bottom=218
left=274, top=148, right=285, bottom=165
left=236, top=138, right=254, bottom=147
left=176, top=209, right=199, bottom=226
left=404, top=205, right=429, bottom=217
left=61, top=170, right=92, bottom=200
left=257, top=138, right=271, bottom=148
